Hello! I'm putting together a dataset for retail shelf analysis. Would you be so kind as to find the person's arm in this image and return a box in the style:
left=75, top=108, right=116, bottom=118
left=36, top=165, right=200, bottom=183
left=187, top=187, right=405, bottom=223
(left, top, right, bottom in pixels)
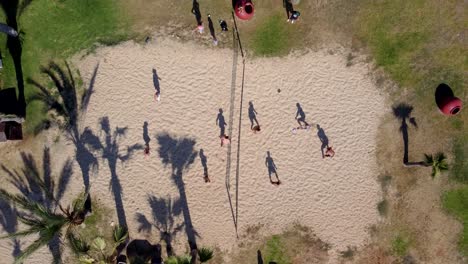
left=216, top=115, right=219, bottom=125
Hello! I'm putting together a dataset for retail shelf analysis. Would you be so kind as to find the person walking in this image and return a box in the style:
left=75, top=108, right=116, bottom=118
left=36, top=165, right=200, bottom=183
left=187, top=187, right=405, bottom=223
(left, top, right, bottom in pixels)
left=208, top=14, right=218, bottom=45
left=325, top=146, right=335, bottom=158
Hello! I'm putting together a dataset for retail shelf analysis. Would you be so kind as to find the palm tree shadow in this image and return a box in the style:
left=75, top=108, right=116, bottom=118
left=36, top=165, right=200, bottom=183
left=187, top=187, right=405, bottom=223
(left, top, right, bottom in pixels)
left=0, top=146, right=74, bottom=263
left=87, top=117, right=142, bottom=228
left=135, top=195, right=184, bottom=257
left=157, top=133, right=200, bottom=250
left=0, top=199, right=20, bottom=258
left=392, top=103, right=423, bottom=166
left=28, top=62, right=100, bottom=192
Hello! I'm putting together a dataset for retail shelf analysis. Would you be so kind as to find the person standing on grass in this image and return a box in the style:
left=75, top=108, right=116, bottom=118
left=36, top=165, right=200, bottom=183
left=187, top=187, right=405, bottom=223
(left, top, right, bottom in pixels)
left=219, top=19, right=228, bottom=31
left=208, top=14, right=218, bottom=45
left=288, top=10, right=301, bottom=24
left=283, top=0, right=294, bottom=21
left=192, top=0, right=204, bottom=33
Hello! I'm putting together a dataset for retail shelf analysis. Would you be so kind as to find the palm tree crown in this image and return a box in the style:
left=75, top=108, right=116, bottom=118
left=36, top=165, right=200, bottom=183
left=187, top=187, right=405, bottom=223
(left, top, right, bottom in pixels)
left=424, top=152, right=449, bottom=178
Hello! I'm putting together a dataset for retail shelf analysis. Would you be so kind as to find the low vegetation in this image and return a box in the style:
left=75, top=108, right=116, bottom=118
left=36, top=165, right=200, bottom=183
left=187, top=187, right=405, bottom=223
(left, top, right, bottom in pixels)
left=443, top=187, right=468, bottom=256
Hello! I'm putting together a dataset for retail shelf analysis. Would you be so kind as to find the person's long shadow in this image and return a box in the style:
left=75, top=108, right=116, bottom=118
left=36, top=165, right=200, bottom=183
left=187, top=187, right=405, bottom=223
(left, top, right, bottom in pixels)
left=192, top=0, right=202, bottom=25
left=316, top=124, right=329, bottom=158
left=152, top=69, right=161, bottom=95
left=1, top=147, right=74, bottom=263
left=86, top=117, right=143, bottom=227
left=199, top=149, right=209, bottom=181
left=157, top=133, right=199, bottom=250
left=392, top=103, right=423, bottom=166
left=257, top=250, right=264, bottom=264
left=295, top=103, right=309, bottom=127
left=135, top=195, right=184, bottom=257
left=143, top=121, right=151, bottom=149
left=0, top=0, right=32, bottom=117
left=248, top=101, right=259, bottom=129
left=216, top=108, right=227, bottom=137
left=265, top=151, right=280, bottom=184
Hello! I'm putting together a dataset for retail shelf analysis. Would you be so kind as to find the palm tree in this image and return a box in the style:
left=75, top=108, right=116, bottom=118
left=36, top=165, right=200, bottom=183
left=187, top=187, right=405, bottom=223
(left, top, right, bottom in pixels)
left=0, top=189, right=89, bottom=264
left=2, top=147, right=74, bottom=263
left=68, top=225, right=128, bottom=264
left=198, top=247, right=214, bottom=263
left=424, top=152, right=449, bottom=178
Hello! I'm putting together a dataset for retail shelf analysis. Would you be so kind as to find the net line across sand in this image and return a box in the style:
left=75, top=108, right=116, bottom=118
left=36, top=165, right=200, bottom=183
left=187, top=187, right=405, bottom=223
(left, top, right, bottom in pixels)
left=225, top=11, right=245, bottom=237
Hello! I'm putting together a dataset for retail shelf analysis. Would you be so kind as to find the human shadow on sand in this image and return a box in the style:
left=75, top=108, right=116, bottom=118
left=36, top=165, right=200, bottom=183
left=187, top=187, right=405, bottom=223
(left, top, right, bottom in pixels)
left=216, top=108, right=227, bottom=137
left=152, top=69, right=161, bottom=95
left=143, top=121, right=151, bottom=148
left=157, top=133, right=200, bottom=250
left=265, top=151, right=280, bottom=185
left=1, top=147, right=74, bottom=262
left=248, top=101, right=259, bottom=129
left=28, top=62, right=100, bottom=192
left=199, top=149, right=209, bottom=181
left=84, top=117, right=143, bottom=228
left=392, top=103, right=423, bottom=166
left=316, top=124, right=329, bottom=158
left=135, top=195, right=184, bottom=257
left=295, top=103, right=309, bottom=127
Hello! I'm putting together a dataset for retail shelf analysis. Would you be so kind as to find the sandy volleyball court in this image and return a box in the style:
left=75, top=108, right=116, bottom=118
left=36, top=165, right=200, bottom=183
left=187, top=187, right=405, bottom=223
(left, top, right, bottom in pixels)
left=0, top=37, right=386, bottom=263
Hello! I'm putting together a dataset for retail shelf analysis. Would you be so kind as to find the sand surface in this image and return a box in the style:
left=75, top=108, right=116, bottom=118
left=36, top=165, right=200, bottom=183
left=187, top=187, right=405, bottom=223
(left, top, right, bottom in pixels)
left=0, top=38, right=386, bottom=263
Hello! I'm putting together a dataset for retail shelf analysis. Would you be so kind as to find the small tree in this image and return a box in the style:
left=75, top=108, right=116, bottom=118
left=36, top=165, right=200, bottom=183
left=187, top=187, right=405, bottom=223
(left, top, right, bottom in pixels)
left=198, top=247, right=214, bottom=263
left=68, top=225, right=129, bottom=264
left=424, top=152, right=448, bottom=178
left=0, top=189, right=89, bottom=264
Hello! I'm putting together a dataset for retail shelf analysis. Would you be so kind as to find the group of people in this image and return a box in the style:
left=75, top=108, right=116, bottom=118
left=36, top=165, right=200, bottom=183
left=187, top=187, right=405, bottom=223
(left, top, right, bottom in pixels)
left=192, top=0, right=229, bottom=46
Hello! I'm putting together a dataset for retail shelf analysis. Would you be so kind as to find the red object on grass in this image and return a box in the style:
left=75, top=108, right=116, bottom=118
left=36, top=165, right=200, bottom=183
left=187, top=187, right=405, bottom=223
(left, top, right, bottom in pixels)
left=435, top=83, right=463, bottom=116
left=439, top=96, right=462, bottom=115
left=234, top=0, right=254, bottom=20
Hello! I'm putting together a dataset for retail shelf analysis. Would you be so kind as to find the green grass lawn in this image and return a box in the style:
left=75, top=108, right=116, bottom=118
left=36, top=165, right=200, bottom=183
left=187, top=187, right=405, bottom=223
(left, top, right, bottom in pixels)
left=251, top=14, right=292, bottom=57
left=443, top=187, right=468, bottom=256
left=0, top=0, right=129, bottom=133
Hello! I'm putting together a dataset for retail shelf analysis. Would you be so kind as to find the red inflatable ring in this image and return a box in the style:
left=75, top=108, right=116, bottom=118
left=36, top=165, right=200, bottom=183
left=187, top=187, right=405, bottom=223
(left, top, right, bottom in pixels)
left=234, top=0, right=254, bottom=20
left=435, top=83, right=463, bottom=116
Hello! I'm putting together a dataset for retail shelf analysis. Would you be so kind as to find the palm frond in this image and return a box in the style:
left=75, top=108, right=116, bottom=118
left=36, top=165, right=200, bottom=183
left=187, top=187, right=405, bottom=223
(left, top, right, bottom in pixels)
left=91, top=237, right=107, bottom=253
left=113, top=225, right=128, bottom=246
left=71, top=192, right=88, bottom=215
left=0, top=189, right=37, bottom=211
left=0, top=226, right=42, bottom=239
left=13, top=230, right=53, bottom=264
left=198, top=247, right=214, bottom=263
left=67, top=233, right=90, bottom=256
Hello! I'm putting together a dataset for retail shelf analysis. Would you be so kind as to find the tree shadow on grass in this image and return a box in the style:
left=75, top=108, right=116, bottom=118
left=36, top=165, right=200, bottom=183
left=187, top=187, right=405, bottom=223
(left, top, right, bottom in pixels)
left=157, top=133, right=200, bottom=250
left=0, top=0, right=33, bottom=117
left=135, top=195, right=184, bottom=257
left=1, top=147, right=74, bottom=263
left=392, top=103, right=423, bottom=166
